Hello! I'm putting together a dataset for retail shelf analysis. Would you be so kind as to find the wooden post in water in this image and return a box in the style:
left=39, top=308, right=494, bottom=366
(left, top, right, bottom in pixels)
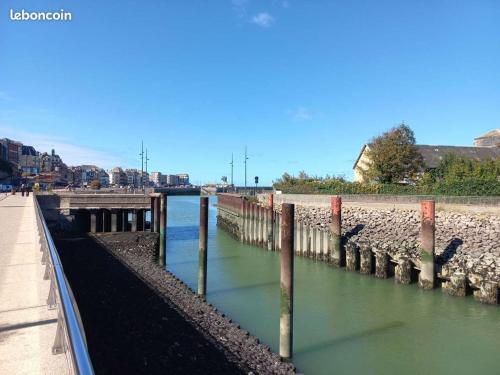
left=154, top=196, right=161, bottom=233
left=267, top=207, right=274, bottom=250
left=419, top=200, right=435, bottom=289
left=239, top=198, right=245, bottom=243
left=198, top=197, right=209, bottom=298
left=267, top=193, right=274, bottom=250
left=159, top=193, right=167, bottom=266
left=330, top=196, right=343, bottom=266
left=280, top=203, right=294, bottom=360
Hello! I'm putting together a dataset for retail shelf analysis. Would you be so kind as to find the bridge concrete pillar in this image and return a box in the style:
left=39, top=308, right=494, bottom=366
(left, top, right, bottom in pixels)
left=103, top=210, right=111, bottom=232
left=90, top=210, right=97, bottom=234
left=131, top=210, right=138, bottom=232
left=330, top=196, right=343, bottom=267
left=154, top=196, right=161, bottom=233
left=150, top=197, right=155, bottom=232
left=137, top=209, right=144, bottom=231
left=111, top=210, right=119, bottom=232
left=419, top=200, right=435, bottom=290
left=122, top=210, right=128, bottom=232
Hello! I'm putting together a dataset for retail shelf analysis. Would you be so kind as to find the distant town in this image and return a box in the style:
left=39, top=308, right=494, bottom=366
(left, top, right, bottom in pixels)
left=0, top=137, right=190, bottom=189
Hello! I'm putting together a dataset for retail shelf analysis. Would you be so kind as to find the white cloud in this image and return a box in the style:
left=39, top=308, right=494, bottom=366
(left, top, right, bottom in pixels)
left=289, top=106, right=312, bottom=121
left=0, top=125, right=126, bottom=169
left=251, top=12, right=274, bottom=27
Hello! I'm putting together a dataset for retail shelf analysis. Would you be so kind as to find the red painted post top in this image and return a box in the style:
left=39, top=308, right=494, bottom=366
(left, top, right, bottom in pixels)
left=331, top=196, right=342, bottom=215
left=421, top=200, right=435, bottom=225
left=269, top=193, right=274, bottom=209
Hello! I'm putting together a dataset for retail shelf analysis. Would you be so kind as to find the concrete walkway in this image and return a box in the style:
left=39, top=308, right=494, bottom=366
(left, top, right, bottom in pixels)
left=0, top=194, right=68, bottom=375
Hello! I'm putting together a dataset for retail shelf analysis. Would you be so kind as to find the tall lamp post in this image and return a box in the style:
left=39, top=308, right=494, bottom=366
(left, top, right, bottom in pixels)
left=230, top=153, right=234, bottom=190
left=139, top=141, right=144, bottom=190
left=145, top=148, right=150, bottom=189
left=244, top=146, right=248, bottom=194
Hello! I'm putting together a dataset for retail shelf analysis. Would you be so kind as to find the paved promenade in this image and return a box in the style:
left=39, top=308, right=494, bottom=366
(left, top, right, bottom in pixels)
left=0, top=194, right=67, bottom=374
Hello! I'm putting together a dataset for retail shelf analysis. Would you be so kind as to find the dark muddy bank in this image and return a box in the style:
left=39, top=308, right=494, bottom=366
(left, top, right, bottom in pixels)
left=54, top=232, right=296, bottom=375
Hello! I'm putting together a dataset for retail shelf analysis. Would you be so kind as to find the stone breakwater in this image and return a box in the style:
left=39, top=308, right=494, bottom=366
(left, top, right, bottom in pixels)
left=274, top=205, right=500, bottom=287
left=95, top=233, right=297, bottom=375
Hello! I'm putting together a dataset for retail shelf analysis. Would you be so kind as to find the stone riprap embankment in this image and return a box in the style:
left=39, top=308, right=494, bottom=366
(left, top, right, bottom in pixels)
left=274, top=204, right=500, bottom=286
left=92, top=233, right=297, bottom=375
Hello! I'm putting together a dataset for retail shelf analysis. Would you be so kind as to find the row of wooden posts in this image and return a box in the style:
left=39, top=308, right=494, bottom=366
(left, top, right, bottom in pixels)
left=238, top=194, right=438, bottom=359
left=150, top=194, right=208, bottom=296
left=152, top=193, right=437, bottom=360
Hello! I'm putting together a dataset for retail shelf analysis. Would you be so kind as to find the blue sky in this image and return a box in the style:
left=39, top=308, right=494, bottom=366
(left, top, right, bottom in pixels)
left=1, top=0, right=499, bottom=185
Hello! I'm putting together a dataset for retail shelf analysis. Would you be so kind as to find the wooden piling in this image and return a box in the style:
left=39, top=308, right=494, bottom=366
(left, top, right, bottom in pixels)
left=198, top=197, right=208, bottom=298
left=159, top=193, right=167, bottom=266
left=330, top=196, right=343, bottom=267
left=280, top=203, right=294, bottom=360
left=266, top=207, right=274, bottom=250
left=419, top=200, right=435, bottom=289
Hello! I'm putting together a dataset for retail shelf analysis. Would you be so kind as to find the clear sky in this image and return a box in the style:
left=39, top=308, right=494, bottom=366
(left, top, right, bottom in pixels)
left=1, top=0, right=499, bottom=185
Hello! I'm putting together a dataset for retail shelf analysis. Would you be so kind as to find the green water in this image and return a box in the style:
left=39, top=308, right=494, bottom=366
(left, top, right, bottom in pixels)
left=166, top=196, right=499, bottom=375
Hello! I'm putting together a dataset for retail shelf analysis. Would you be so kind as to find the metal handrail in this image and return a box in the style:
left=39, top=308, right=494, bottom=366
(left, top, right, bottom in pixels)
left=34, top=195, right=95, bottom=375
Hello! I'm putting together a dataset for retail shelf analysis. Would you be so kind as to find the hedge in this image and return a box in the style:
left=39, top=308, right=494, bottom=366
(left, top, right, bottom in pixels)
left=274, top=180, right=500, bottom=196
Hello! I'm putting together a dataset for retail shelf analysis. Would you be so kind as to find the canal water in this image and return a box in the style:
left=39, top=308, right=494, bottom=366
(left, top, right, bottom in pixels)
left=165, top=196, right=499, bottom=375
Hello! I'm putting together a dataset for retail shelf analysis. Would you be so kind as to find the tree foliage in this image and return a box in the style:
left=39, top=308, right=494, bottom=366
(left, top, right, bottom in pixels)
left=274, top=151, right=500, bottom=196
left=361, top=124, right=424, bottom=183
left=90, top=180, right=101, bottom=190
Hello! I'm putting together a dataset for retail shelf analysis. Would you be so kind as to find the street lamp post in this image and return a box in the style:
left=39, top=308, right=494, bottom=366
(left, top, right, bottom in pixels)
left=230, top=153, right=234, bottom=190
left=244, top=146, right=248, bottom=194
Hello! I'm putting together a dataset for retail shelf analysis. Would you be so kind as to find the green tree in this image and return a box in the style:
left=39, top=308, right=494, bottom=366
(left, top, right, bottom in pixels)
left=90, top=180, right=101, bottom=190
left=361, top=123, right=424, bottom=183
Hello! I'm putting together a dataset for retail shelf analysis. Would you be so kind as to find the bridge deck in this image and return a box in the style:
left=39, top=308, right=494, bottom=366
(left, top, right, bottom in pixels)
left=0, top=194, right=67, bottom=374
